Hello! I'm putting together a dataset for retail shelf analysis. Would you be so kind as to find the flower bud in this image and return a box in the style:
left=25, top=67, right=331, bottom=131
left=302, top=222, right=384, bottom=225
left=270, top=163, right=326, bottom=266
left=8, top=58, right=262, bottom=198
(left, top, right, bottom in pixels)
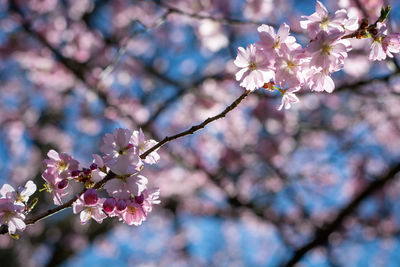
left=90, top=163, right=98, bottom=170
left=57, top=179, right=68, bottom=189
left=103, top=198, right=116, bottom=213
left=360, top=18, right=369, bottom=29
left=71, top=170, right=80, bottom=177
left=84, top=189, right=98, bottom=205
left=116, top=199, right=127, bottom=211
left=83, top=168, right=91, bottom=176
left=135, top=194, right=144, bottom=205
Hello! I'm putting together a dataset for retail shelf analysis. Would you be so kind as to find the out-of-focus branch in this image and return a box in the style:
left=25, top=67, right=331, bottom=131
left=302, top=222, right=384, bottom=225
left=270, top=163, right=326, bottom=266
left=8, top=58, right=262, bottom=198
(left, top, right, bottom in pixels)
left=282, top=162, right=400, bottom=267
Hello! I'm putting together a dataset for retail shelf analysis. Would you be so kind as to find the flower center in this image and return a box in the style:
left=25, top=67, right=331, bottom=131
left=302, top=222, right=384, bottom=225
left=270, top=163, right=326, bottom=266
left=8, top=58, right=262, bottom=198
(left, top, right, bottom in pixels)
left=320, top=17, right=329, bottom=28
left=322, top=43, right=331, bottom=54
left=248, top=61, right=257, bottom=70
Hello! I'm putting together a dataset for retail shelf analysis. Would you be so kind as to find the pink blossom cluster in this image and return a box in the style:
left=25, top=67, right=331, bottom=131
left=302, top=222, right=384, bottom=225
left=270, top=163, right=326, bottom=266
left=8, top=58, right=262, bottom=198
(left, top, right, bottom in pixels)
left=0, top=181, right=37, bottom=234
left=41, top=128, right=160, bottom=226
left=234, top=1, right=400, bottom=110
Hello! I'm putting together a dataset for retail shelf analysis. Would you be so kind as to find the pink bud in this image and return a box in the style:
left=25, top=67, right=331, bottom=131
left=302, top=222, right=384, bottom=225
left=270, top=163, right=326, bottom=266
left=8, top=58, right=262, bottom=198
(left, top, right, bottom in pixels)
left=84, top=189, right=98, bottom=205
left=135, top=194, right=144, bottom=204
left=116, top=199, right=127, bottom=211
left=103, top=198, right=116, bottom=213
left=57, top=179, right=68, bottom=189
left=90, top=163, right=98, bottom=170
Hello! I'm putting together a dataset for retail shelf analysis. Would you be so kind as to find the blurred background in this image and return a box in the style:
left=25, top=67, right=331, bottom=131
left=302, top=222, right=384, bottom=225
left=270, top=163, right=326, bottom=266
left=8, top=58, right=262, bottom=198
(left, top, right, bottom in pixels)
left=1, top=0, right=400, bottom=266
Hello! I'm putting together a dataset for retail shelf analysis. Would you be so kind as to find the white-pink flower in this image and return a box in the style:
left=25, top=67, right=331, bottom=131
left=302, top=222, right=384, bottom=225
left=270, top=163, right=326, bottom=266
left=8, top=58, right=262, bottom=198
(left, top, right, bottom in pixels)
left=91, top=154, right=107, bottom=183
left=306, top=67, right=335, bottom=93
left=121, top=200, right=146, bottom=226
left=104, top=174, right=148, bottom=199
left=257, top=23, right=299, bottom=54
left=278, top=88, right=300, bottom=110
left=44, top=150, right=79, bottom=179
left=234, top=44, right=275, bottom=91
left=306, top=31, right=351, bottom=72
left=300, top=1, right=357, bottom=39
left=42, top=169, right=67, bottom=205
left=0, top=180, right=36, bottom=204
left=383, top=34, right=400, bottom=58
left=72, top=190, right=107, bottom=224
left=275, top=44, right=310, bottom=89
left=131, top=129, right=160, bottom=165
left=101, top=128, right=142, bottom=175
left=135, top=188, right=161, bottom=215
left=0, top=198, right=26, bottom=234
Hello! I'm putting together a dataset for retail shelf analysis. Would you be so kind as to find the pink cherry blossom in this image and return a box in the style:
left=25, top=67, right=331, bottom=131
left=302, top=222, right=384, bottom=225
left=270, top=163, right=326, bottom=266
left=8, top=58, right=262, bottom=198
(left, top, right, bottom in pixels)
left=42, top=169, right=67, bottom=205
left=0, top=198, right=26, bottom=234
left=44, top=150, right=79, bottom=179
left=306, top=31, right=351, bottom=72
left=121, top=200, right=146, bottom=226
left=257, top=23, right=299, bottom=54
left=104, top=174, right=148, bottom=199
left=91, top=154, right=107, bottom=183
left=306, top=67, right=335, bottom=93
left=383, top=34, right=400, bottom=58
left=101, top=128, right=142, bottom=175
left=136, top=188, right=161, bottom=214
left=131, top=129, right=160, bottom=165
left=72, top=196, right=107, bottom=224
left=0, top=180, right=36, bottom=204
left=234, top=44, right=275, bottom=91
left=275, top=44, right=310, bottom=89
left=300, top=1, right=357, bottom=39
left=278, top=88, right=300, bottom=110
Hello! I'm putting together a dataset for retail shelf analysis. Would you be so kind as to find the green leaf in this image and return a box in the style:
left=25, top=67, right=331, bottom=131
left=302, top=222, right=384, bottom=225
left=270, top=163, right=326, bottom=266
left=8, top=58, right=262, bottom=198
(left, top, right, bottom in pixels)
left=379, top=6, right=391, bottom=22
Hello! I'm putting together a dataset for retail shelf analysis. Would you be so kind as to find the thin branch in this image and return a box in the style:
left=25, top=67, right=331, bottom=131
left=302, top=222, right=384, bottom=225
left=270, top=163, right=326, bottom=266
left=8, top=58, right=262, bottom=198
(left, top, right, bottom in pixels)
left=0, top=172, right=116, bottom=235
left=139, top=90, right=251, bottom=159
left=282, top=162, right=400, bottom=267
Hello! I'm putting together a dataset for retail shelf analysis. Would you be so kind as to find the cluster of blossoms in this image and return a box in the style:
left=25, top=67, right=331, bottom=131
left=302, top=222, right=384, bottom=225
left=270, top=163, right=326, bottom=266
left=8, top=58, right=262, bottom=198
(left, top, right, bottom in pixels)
left=0, top=181, right=37, bottom=234
left=234, top=1, right=400, bottom=110
left=0, top=128, right=161, bottom=235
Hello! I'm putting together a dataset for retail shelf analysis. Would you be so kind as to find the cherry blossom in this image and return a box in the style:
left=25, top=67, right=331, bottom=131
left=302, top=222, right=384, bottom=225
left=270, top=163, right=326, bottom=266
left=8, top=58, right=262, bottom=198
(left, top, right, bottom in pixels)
left=234, top=44, right=275, bottom=91
left=72, top=192, right=107, bottom=224
left=0, top=199, right=26, bottom=234
left=104, top=174, right=148, bottom=199
left=0, top=180, right=37, bottom=204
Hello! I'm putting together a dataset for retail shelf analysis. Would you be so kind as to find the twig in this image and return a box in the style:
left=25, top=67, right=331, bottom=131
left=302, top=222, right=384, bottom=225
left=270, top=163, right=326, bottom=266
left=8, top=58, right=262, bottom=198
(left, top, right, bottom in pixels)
left=139, top=90, right=251, bottom=159
left=282, top=162, right=400, bottom=267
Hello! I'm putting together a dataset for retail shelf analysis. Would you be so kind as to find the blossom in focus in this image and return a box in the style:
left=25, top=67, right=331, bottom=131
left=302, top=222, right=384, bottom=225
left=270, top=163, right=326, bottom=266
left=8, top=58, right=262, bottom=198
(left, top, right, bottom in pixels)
left=121, top=200, right=146, bottom=226
left=306, top=31, right=351, bottom=72
left=104, top=174, right=148, bottom=199
left=44, top=150, right=79, bottom=178
left=42, top=169, right=67, bottom=205
left=101, top=128, right=142, bottom=175
left=234, top=44, right=275, bottom=91
left=257, top=23, right=299, bottom=54
left=278, top=88, right=300, bottom=110
left=72, top=192, right=107, bottom=224
left=300, top=1, right=357, bottom=39
left=131, top=129, right=160, bottom=165
left=274, top=44, right=310, bottom=89
left=136, top=188, right=161, bottom=214
left=306, top=67, right=335, bottom=93
left=91, top=154, right=107, bottom=183
left=0, top=180, right=36, bottom=204
left=0, top=198, right=26, bottom=234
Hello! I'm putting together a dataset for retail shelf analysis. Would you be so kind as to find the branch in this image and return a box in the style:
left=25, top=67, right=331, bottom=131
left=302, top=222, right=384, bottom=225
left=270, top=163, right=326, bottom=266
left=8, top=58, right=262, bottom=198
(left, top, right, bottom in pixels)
left=282, top=162, right=400, bottom=267
left=0, top=172, right=116, bottom=235
left=139, top=90, right=251, bottom=159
